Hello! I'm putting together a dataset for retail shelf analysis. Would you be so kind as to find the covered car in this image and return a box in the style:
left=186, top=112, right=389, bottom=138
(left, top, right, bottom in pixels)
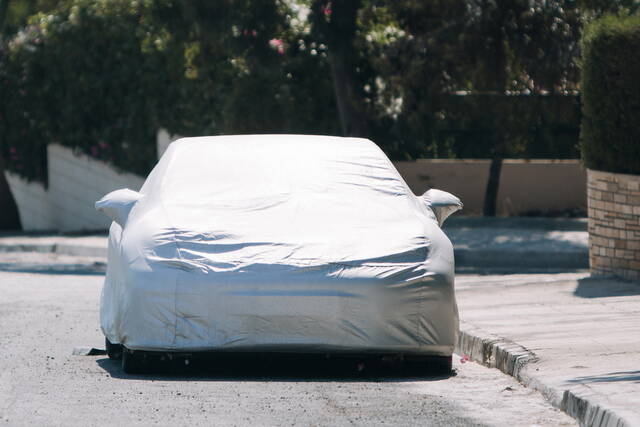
left=95, top=135, right=462, bottom=373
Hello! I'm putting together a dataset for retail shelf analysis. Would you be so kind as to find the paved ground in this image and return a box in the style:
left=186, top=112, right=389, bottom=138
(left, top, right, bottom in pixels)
left=456, top=273, right=640, bottom=426
left=443, top=218, right=588, bottom=271
left=0, top=253, right=575, bottom=426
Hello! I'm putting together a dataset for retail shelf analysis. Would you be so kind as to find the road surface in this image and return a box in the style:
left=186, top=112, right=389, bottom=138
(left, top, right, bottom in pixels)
left=0, top=253, right=575, bottom=426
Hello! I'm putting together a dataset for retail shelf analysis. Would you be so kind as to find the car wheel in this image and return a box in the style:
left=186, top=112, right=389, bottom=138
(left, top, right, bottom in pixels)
left=429, top=355, right=453, bottom=374
left=105, top=337, right=123, bottom=360
left=122, top=348, right=148, bottom=374
left=405, top=355, right=453, bottom=375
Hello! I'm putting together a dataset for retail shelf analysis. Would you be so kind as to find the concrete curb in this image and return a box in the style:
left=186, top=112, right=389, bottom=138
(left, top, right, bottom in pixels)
left=456, top=324, right=632, bottom=427
left=445, top=217, right=588, bottom=231
left=454, top=248, right=588, bottom=270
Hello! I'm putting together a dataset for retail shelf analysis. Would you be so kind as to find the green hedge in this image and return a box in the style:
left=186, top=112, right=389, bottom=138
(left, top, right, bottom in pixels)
left=434, top=94, right=580, bottom=159
left=0, top=0, right=341, bottom=184
left=581, top=13, right=640, bottom=175
left=0, top=1, right=175, bottom=182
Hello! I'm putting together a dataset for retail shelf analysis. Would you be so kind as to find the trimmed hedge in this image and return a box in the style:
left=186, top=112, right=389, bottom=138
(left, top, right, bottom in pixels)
left=0, top=0, right=341, bottom=184
left=0, top=1, right=175, bottom=182
left=581, top=13, right=640, bottom=175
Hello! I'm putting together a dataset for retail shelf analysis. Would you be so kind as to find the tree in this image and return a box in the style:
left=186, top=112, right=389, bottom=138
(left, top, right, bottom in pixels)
left=371, top=0, right=583, bottom=214
left=0, top=0, right=21, bottom=230
left=309, top=0, right=370, bottom=137
left=0, top=0, right=343, bottom=188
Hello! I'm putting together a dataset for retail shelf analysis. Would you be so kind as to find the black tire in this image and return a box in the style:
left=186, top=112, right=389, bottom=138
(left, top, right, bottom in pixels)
left=429, top=355, right=453, bottom=374
left=105, top=337, right=123, bottom=360
left=122, top=348, right=149, bottom=374
left=405, top=355, right=453, bottom=375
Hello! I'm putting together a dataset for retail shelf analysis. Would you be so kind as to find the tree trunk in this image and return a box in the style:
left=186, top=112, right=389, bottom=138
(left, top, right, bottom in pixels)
left=0, top=0, right=9, bottom=35
left=483, top=157, right=502, bottom=216
left=0, top=1, right=23, bottom=231
left=311, top=0, right=368, bottom=138
left=479, top=2, right=508, bottom=217
left=0, top=156, right=22, bottom=231
left=328, top=51, right=368, bottom=137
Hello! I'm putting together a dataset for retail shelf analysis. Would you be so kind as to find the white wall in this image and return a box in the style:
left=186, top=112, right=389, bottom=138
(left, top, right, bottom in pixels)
left=4, top=172, right=55, bottom=230
left=157, top=128, right=182, bottom=159
left=7, top=129, right=184, bottom=232
left=395, top=159, right=586, bottom=216
left=6, top=133, right=588, bottom=231
left=47, top=144, right=145, bottom=231
left=6, top=144, right=145, bottom=231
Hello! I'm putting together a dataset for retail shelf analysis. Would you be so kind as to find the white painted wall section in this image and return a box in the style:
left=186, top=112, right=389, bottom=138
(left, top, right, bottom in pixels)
left=4, top=171, right=55, bottom=230
left=157, top=128, right=182, bottom=159
left=47, top=144, right=145, bottom=231
left=6, top=144, right=145, bottom=231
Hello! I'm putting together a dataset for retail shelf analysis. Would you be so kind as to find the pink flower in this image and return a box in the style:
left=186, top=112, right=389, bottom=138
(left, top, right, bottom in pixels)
left=460, top=354, right=470, bottom=364
left=268, top=38, right=285, bottom=55
left=321, top=2, right=332, bottom=18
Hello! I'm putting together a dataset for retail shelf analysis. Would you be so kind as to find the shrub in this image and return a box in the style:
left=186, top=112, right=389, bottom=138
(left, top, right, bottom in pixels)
left=580, top=13, right=640, bottom=175
left=0, top=0, right=341, bottom=183
left=0, top=0, right=182, bottom=183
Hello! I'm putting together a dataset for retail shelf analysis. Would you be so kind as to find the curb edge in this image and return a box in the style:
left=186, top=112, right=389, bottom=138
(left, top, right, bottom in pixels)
left=456, top=324, right=632, bottom=427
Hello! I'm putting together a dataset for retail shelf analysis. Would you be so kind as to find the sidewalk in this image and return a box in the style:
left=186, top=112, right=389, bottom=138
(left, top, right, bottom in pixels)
left=0, top=217, right=589, bottom=271
left=0, top=234, right=107, bottom=257
left=444, top=217, right=588, bottom=271
left=455, top=272, right=640, bottom=427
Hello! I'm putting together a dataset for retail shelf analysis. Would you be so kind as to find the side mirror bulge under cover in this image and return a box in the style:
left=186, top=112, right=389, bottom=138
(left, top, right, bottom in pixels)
left=95, top=188, right=143, bottom=227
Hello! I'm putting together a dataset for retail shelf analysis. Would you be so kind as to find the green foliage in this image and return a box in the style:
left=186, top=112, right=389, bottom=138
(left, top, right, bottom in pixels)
left=435, top=95, right=581, bottom=159
left=580, top=13, right=640, bottom=174
left=1, top=0, right=65, bottom=37
left=0, top=0, right=341, bottom=182
left=369, top=0, right=583, bottom=160
left=0, top=0, right=175, bottom=181
left=4, top=0, right=637, bottom=184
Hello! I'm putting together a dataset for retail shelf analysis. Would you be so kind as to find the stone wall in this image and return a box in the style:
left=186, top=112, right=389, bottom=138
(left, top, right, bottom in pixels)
left=587, top=168, right=640, bottom=280
left=395, top=159, right=587, bottom=216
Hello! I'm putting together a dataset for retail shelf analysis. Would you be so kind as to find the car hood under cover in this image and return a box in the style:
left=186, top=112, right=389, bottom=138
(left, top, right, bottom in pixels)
left=100, top=135, right=460, bottom=355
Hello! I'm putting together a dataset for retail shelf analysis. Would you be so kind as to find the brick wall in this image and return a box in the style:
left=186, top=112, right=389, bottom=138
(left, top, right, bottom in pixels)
left=587, top=168, right=640, bottom=281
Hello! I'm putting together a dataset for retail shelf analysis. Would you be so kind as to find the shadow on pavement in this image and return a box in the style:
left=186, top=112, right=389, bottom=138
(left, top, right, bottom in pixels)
left=0, top=264, right=105, bottom=275
left=96, top=353, right=456, bottom=383
left=455, top=267, right=588, bottom=275
left=574, top=277, right=640, bottom=298
left=567, top=370, right=640, bottom=384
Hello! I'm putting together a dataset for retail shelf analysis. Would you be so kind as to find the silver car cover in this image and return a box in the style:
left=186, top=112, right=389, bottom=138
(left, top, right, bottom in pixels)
left=96, top=135, right=462, bottom=355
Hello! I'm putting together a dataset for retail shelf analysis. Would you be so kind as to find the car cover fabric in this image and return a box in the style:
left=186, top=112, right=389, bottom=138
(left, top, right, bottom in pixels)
left=97, top=135, right=461, bottom=355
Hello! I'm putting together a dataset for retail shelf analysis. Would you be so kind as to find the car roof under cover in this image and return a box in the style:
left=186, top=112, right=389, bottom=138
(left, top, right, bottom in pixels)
left=140, top=135, right=427, bottom=263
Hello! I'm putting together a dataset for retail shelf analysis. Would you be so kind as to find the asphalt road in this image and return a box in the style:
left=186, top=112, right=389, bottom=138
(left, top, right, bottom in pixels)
left=0, top=253, right=575, bottom=426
